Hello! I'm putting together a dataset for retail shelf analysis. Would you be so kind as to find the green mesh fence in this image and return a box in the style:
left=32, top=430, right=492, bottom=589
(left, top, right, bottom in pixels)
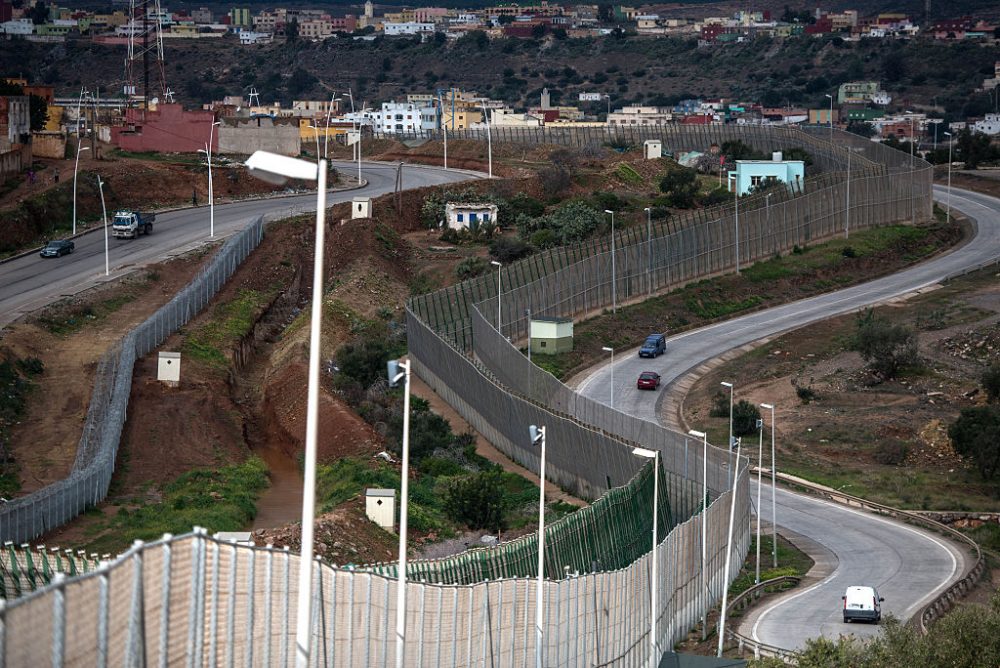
left=0, top=542, right=102, bottom=599
left=369, top=459, right=700, bottom=585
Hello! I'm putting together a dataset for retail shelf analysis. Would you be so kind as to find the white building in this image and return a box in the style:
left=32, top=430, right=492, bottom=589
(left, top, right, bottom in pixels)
left=485, top=109, right=542, bottom=127
left=973, top=113, right=1000, bottom=136
left=608, top=106, right=672, bottom=126
left=239, top=30, right=272, bottom=44
left=444, top=202, right=498, bottom=231
left=372, top=101, right=439, bottom=134
left=383, top=21, right=435, bottom=35
left=0, top=19, right=34, bottom=35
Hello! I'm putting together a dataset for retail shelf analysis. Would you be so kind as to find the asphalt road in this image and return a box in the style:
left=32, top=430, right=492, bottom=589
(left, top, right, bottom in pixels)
left=0, top=160, right=480, bottom=328
left=577, top=185, right=999, bottom=650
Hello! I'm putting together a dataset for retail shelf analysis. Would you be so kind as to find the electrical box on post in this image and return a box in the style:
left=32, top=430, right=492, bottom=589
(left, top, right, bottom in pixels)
left=157, top=351, right=181, bottom=386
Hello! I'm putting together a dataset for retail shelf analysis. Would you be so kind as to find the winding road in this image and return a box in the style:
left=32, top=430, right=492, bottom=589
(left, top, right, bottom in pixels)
left=577, top=185, right=999, bottom=650
left=0, top=160, right=480, bottom=328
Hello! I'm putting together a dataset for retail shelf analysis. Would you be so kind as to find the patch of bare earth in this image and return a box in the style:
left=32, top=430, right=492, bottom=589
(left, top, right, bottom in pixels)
left=1, top=249, right=214, bottom=496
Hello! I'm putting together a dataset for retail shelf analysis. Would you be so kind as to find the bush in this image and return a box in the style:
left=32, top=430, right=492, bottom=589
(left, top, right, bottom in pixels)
left=507, top=193, right=545, bottom=220
left=443, top=467, right=508, bottom=531
left=842, top=246, right=857, bottom=258
left=336, top=335, right=404, bottom=389
left=982, top=364, right=1000, bottom=403
left=949, top=405, right=1000, bottom=480
left=659, top=167, right=699, bottom=208
left=873, top=439, right=909, bottom=466
left=489, top=236, right=532, bottom=263
left=852, top=309, right=919, bottom=381
left=732, top=400, right=762, bottom=438
left=709, top=390, right=729, bottom=417
left=702, top=187, right=730, bottom=206
left=455, top=257, right=489, bottom=280
left=795, top=385, right=817, bottom=404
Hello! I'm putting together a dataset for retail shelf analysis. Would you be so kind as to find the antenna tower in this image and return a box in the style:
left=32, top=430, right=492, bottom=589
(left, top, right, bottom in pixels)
left=248, top=87, right=261, bottom=107
left=125, top=0, right=167, bottom=113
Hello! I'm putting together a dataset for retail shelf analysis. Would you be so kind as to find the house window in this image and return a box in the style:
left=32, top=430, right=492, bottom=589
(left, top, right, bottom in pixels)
left=457, top=213, right=464, bottom=222
left=540, top=341, right=547, bottom=348
left=482, top=212, right=490, bottom=222
left=751, top=175, right=763, bottom=187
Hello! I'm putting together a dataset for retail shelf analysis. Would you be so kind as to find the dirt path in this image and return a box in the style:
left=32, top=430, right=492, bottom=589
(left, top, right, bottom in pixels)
left=409, top=374, right=588, bottom=508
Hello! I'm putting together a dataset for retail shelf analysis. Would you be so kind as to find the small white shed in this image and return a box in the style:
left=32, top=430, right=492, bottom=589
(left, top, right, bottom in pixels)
left=214, top=532, right=254, bottom=546
left=529, top=316, right=574, bottom=355
left=444, top=202, right=499, bottom=231
left=352, top=196, right=372, bottom=219
left=157, top=351, right=181, bottom=386
left=643, top=139, right=662, bottom=160
left=365, top=488, right=396, bottom=530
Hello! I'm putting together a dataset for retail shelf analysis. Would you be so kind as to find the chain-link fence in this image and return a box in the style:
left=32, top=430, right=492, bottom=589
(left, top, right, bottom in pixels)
left=0, top=217, right=265, bottom=546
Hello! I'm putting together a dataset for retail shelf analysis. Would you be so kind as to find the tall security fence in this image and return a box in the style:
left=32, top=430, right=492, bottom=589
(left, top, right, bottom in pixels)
left=0, top=127, right=930, bottom=666
left=0, top=217, right=265, bottom=545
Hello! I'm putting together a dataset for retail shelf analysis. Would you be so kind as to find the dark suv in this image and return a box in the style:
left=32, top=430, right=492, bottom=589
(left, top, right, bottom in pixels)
left=40, top=240, right=75, bottom=258
left=638, top=334, right=666, bottom=358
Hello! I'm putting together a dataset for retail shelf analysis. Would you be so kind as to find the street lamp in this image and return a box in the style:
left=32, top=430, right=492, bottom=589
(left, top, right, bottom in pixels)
left=765, top=192, right=773, bottom=254
left=244, top=150, right=326, bottom=668
left=481, top=101, right=493, bottom=178
left=720, top=381, right=734, bottom=451
left=824, top=94, right=834, bottom=144
left=307, top=124, right=322, bottom=166
left=761, top=402, right=776, bottom=568
left=602, top=346, right=614, bottom=409
left=944, top=131, right=953, bottom=223
left=388, top=358, right=413, bottom=668
left=529, top=424, right=547, bottom=668
left=633, top=446, right=660, bottom=658
left=604, top=209, right=616, bottom=313
left=644, top=206, right=653, bottom=296
left=727, top=174, right=740, bottom=274
left=845, top=148, right=851, bottom=239
left=491, top=260, right=502, bottom=334
left=72, top=145, right=90, bottom=236
left=906, top=110, right=916, bottom=222
left=437, top=91, right=448, bottom=170
left=688, top=428, right=709, bottom=641
left=526, top=308, right=532, bottom=363
left=717, top=436, right=742, bottom=658
left=97, top=175, right=109, bottom=276
left=754, top=415, right=764, bottom=585
left=323, top=92, right=336, bottom=159
left=603, top=93, right=611, bottom=118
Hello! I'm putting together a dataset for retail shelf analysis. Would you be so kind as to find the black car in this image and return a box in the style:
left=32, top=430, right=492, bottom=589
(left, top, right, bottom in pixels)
left=40, top=240, right=75, bottom=258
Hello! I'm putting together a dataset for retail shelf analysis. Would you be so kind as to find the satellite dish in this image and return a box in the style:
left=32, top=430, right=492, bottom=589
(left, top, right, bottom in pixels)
left=150, top=97, right=160, bottom=105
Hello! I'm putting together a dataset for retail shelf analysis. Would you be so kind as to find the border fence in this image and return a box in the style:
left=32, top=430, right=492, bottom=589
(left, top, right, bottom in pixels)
left=0, top=126, right=931, bottom=666
left=0, top=216, right=265, bottom=546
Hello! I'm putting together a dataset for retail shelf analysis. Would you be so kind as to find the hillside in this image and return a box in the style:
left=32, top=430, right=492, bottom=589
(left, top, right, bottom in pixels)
left=2, top=28, right=996, bottom=121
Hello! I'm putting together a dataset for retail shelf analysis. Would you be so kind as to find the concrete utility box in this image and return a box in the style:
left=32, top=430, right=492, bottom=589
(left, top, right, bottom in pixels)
left=643, top=139, right=662, bottom=160
left=530, top=316, right=574, bottom=355
left=157, top=351, right=181, bottom=386
left=365, top=488, right=396, bottom=530
left=352, top=196, right=372, bottom=219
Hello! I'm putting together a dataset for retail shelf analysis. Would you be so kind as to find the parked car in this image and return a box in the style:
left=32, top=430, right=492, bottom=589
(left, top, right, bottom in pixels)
left=638, top=333, right=666, bottom=358
left=40, top=240, right=75, bottom=258
left=843, top=585, right=883, bottom=623
left=637, top=371, right=661, bottom=390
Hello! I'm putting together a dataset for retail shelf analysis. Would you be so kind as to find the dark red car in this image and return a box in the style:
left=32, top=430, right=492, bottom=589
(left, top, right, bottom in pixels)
left=637, top=371, right=661, bottom=390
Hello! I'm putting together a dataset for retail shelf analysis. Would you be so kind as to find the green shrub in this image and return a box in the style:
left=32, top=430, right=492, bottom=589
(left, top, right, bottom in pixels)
left=443, top=468, right=508, bottom=531
left=709, top=390, right=730, bottom=417
left=455, top=257, right=489, bottom=280
left=842, top=246, right=857, bottom=258
left=732, top=400, right=762, bottom=438
left=795, top=385, right=817, bottom=404
left=852, top=309, right=919, bottom=381
left=982, top=364, right=1000, bottom=403
left=949, top=405, right=1000, bottom=480
left=873, top=439, right=909, bottom=466
left=489, top=236, right=532, bottom=263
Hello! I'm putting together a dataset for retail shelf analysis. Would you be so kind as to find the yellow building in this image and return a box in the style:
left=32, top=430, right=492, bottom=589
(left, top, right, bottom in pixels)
left=298, top=119, right=350, bottom=145
left=442, top=108, right=481, bottom=130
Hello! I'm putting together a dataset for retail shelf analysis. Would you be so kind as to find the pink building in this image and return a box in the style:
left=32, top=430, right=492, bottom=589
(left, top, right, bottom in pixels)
left=112, top=105, right=218, bottom=153
left=414, top=7, right=447, bottom=22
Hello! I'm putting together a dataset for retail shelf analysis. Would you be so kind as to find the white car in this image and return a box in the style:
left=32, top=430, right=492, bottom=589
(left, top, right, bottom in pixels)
left=843, top=585, right=883, bottom=623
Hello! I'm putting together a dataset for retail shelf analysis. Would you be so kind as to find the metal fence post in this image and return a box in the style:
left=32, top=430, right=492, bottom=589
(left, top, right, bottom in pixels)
left=159, top=535, right=174, bottom=668
left=125, top=541, right=146, bottom=668
left=52, top=572, right=66, bottom=668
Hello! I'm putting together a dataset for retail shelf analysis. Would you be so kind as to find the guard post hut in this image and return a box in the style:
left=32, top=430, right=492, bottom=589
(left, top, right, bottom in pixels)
left=530, top=316, right=574, bottom=355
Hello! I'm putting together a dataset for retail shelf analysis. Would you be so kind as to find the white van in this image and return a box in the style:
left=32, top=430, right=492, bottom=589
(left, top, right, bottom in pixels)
left=842, top=585, right=884, bottom=623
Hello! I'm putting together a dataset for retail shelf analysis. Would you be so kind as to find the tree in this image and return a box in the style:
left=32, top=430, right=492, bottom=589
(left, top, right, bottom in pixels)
left=720, top=139, right=766, bottom=161
left=489, top=236, right=532, bottom=263
left=950, top=406, right=1000, bottom=480
left=852, top=309, right=918, bottom=381
left=284, top=18, right=298, bottom=41
left=956, top=128, right=1000, bottom=169
left=883, top=50, right=907, bottom=83
left=781, top=146, right=814, bottom=167
left=444, top=468, right=508, bottom=531
left=846, top=121, right=876, bottom=138
left=27, top=0, right=48, bottom=24
left=531, top=23, right=547, bottom=39
left=28, top=94, right=48, bottom=132
left=659, top=167, right=699, bottom=208
left=732, top=400, right=762, bottom=438
left=983, top=364, right=1000, bottom=403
